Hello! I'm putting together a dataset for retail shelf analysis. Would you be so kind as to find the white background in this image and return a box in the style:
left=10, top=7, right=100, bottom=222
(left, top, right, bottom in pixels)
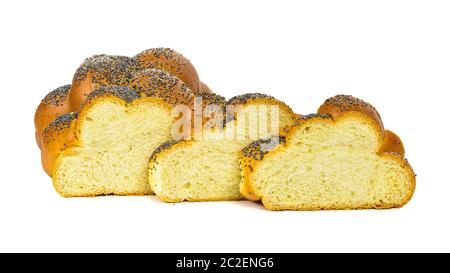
left=0, top=0, right=449, bottom=252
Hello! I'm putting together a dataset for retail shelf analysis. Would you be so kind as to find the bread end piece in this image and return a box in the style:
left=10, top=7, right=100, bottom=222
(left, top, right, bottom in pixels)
left=241, top=97, right=415, bottom=211
left=49, top=86, right=174, bottom=197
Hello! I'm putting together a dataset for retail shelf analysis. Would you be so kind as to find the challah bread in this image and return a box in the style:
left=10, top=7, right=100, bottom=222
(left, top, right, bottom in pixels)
left=35, top=48, right=211, bottom=148
left=69, top=55, right=140, bottom=112
left=133, top=48, right=202, bottom=94
left=148, top=93, right=298, bottom=202
left=240, top=95, right=415, bottom=211
left=50, top=86, right=176, bottom=196
left=34, top=85, right=72, bottom=148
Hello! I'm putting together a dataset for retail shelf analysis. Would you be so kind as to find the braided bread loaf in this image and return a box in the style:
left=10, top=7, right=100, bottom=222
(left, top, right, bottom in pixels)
left=35, top=48, right=210, bottom=147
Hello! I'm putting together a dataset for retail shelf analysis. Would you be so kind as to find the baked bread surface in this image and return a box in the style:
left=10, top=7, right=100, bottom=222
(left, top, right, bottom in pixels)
left=133, top=48, right=201, bottom=94
left=240, top=95, right=415, bottom=210
left=69, top=55, right=140, bottom=112
left=35, top=85, right=72, bottom=148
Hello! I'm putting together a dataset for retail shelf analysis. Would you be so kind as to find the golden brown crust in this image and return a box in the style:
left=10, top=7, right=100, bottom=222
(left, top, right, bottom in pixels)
left=240, top=96, right=415, bottom=210
left=41, top=112, right=78, bottom=176
left=294, top=113, right=332, bottom=125
left=380, top=130, right=405, bottom=156
left=199, top=81, right=212, bottom=94
left=149, top=140, right=183, bottom=165
left=133, top=48, right=200, bottom=94
left=318, top=94, right=384, bottom=132
left=69, top=55, right=140, bottom=112
left=227, top=93, right=275, bottom=106
left=199, top=92, right=226, bottom=108
left=130, top=68, right=195, bottom=106
left=85, top=85, right=139, bottom=105
left=240, top=135, right=290, bottom=163
left=226, top=93, right=296, bottom=124
left=34, top=85, right=72, bottom=148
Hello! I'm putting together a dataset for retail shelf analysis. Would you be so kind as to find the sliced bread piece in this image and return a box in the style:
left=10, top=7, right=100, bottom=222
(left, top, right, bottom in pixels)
left=240, top=95, right=415, bottom=210
left=148, top=94, right=299, bottom=202
left=45, top=86, right=175, bottom=196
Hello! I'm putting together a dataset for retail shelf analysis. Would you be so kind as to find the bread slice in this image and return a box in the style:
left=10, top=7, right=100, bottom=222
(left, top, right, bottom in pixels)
left=148, top=94, right=299, bottom=202
left=46, top=86, right=175, bottom=196
left=240, top=95, right=415, bottom=210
